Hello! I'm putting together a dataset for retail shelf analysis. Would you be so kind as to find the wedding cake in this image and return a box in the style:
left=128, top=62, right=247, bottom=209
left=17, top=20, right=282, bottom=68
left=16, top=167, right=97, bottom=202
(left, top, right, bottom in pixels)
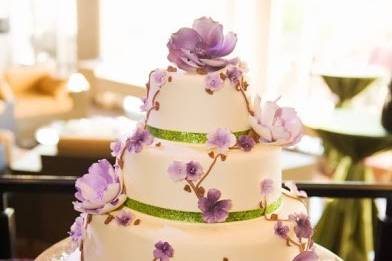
left=69, top=17, right=318, bottom=261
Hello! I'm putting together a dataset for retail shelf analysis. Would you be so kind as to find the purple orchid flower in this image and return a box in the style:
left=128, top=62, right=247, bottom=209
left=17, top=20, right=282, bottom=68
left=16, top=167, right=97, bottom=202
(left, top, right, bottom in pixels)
left=289, top=213, right=313, bottom=240
left=110, top=139, right=123, bottom=157
left=167, top=17, right=237, bottom=72
left=127, top=126, right=154, bottom=153
left=226, top=65, right=243, bottom=85
left=207, top=128, right=236, bottom=154
left=205, top=73, right=224, bottom=91
left=115, top=209, right=133, bottom=226
left=238, top=135, right=256, bottom=152
left=198, top=188, right=232, bottom=223
left=68, top=214, right=84, bottom=246
left=249, top=96, right=304, bottom=147
left=293, top=249, right=319, bottom=261
left=73, top=159, right=126, bottom=214
left=153, top=241, right=174, bottom=261
left=274, top=221, right=290, bottom=239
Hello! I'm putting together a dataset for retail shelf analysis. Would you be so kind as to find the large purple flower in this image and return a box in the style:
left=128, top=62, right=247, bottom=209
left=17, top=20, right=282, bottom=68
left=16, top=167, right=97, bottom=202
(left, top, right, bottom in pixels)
left=167, top=17, right=237, bottom=72
left=207, top=128, right=236, bottom=154
left=153, top=241, right=174, bottom=261
left=73, top=159, right=126, bottom=214
left=69, top=214, right=84, bottom=246
left=293, top=249, right=319, bottom=261
left=249, top=96, right=304, bottom=147
left=127, top=126, right=154, bottom=153
left=289, top=213, right=313, bottom=240
left=198, top=188, right=232, bottom=223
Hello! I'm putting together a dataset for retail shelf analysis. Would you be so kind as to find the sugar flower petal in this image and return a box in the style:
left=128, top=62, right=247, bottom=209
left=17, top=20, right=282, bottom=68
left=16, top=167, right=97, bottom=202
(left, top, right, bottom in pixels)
left=207, top=128, right=236, bottom=154
left=167, top=161, right=187, bottom=182
left=153, top=241, right=174, bottom=260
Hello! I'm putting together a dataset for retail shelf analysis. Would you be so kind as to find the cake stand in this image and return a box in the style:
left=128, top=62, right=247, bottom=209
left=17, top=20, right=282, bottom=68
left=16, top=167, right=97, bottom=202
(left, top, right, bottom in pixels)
left=36, top=238, right=342, bottom=261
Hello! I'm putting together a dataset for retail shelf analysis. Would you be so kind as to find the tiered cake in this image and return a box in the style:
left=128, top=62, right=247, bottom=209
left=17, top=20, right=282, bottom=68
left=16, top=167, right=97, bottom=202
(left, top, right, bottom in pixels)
left=69, top=17, right=318, bottom=261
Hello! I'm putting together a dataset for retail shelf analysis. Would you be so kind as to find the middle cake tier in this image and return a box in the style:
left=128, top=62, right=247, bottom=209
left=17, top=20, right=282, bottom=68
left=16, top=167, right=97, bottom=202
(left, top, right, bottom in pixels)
left=122, top=141, right=282, bottom=213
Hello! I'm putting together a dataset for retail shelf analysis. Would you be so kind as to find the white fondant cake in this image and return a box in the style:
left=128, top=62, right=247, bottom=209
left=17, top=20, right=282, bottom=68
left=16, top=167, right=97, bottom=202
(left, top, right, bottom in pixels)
left=69, top=17, right=327, bottom=261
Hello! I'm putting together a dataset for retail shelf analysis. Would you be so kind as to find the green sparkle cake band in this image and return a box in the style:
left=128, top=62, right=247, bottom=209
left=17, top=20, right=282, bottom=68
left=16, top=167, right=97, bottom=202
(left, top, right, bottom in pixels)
left=146, top=125, right=250, bottom=144
left=125, top=197, right=282, bottom=223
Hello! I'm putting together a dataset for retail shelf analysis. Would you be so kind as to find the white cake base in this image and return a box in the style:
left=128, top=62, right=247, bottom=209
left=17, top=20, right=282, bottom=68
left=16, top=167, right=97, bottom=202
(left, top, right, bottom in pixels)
left=82, top=195, right=331, bottom=261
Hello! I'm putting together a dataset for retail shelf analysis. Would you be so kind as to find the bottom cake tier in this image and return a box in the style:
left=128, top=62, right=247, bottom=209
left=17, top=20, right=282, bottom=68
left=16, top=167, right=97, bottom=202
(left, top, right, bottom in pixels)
left=83, top=194, right=310, bottom=261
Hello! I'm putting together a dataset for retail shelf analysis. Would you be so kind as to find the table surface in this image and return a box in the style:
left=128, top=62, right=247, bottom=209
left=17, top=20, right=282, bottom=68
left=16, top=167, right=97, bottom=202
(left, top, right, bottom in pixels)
left=36, top=238, right=342, bottom=261
left=305, top=108, right=391, bottom=137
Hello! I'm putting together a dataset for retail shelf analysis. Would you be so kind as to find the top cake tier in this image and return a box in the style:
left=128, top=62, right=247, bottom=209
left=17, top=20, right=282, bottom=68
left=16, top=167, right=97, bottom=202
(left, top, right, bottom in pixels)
left=144, top=66, right=251, bottom=138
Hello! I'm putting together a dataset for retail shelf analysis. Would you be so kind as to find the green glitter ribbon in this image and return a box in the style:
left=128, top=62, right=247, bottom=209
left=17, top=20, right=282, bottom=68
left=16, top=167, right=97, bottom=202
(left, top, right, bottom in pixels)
left=146, top=125, right=250, bottom=144
left=125, top=197, right=282, bottom=223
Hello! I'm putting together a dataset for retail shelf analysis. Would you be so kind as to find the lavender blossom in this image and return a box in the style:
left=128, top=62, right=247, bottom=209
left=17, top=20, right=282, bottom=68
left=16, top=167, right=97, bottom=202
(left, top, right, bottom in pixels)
left=110, top=139, right=123, bottom=157
left=127, top=126, right=154, bottom=153
left=167, top=17, right=237, bottom=72
left=167, top=161, right=187, bottom=182
left=205, top=73, right=224, bottom=91
left=73, top=159, right=126, bottom=214
left=249, top=96, right=304, bottom=147
left=198, top=188, right=232, bottom=223
left=69, top=214, right=84, bottom=245
left=153, top=241, right=174, bottom=261
left=260, top=178, right=274, bottom=196
left=238, top=135, right=256, bottom=152
left=226, top=65, right=242, bottom=85
left=289, top=213, right=313, bottom=239
left=207, top=128, right=236, bottom=154
left=151, top=69, right=168, bottom=86
left=115, top=209, right=133, bottom=226
left=274, top=221, right=290, bottom=239
left=185, top=161, right=203, bottom=181
left=293, top=249, right=319, bottom=261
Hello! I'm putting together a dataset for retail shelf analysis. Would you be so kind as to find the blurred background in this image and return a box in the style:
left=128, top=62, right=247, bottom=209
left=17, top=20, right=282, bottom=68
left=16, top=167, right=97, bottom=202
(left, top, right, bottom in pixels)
left=0, top=0, right=391, bottom=260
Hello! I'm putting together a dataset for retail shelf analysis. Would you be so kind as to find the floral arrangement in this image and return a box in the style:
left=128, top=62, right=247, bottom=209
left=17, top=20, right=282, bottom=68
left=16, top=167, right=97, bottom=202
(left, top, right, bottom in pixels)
left=167, top=17, right=237, bottom=72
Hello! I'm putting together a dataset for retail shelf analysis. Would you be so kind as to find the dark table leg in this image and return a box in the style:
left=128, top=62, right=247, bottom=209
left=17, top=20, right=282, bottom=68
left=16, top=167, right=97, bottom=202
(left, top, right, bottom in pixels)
left=0, top=192, right=16, bottom=258
left=375, top=197, right=392, bottom=261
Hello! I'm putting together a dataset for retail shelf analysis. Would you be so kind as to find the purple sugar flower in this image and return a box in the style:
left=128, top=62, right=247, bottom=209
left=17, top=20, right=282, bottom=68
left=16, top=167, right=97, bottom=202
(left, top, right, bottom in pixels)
left=198, top=188, right=232, bottom=223
left=110, top=139, right=123, bottom=157
left=73, top=159, right=126, bottom=214
left=115, top=209, right=133, bottom=226
left=249, top=96, right=304, bottom=147
left=238, top=135, right=256, bottom=152
left=205, top=73, right=224, bottom=91
left=289, top=213, right=313, bottom=239
left=167, top=161, right=186, bottom=182
left=167, top=17, right=237, bottom=72
left=274, top=221, right=290, bottom=239
left=260, top=178, right=274, bottom=195
left=185, top=161, right=203, bottom=181
left=226, top=65, right=242, bottom=85
left=293, top=250, right=319, bottom=261
left=69, top=214, right=84, bottom=245
left=151, top=69, right=168, bottom=86
left=153, top=241, right=174, bottom=261
left=140, top=97, right=148, bottom=112
left=127, top=126, right=154, bottom=153
left=207, top=128, right=236, bottom=154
